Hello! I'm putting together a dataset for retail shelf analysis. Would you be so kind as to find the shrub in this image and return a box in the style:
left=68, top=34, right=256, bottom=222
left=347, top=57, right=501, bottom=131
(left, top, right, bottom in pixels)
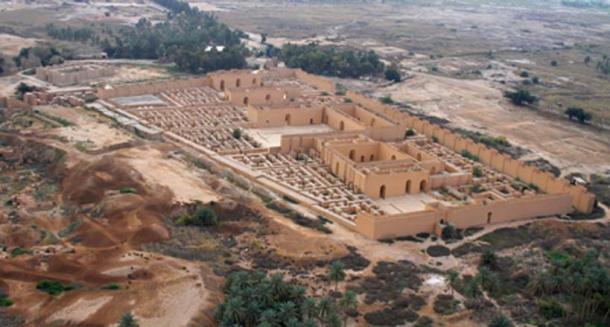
left=405, top=129, right=416, bottom=137
left=36, top=280, right=74, bottom=296
left=550, top=60, right=558, bottom=66
left=119, top=313, right=140, bottom=327
left=481, top=249, right=498, bottom=268
left=176, top=206, right=218, bottom=227
left=565, top=107, right=592, bottom=123
left=489, top=314, right=513, bottom=327
left=472, top=166, right=483, bottom=178
left=380, top=95, right=394, bottom=104
left=102, top=283, right=121, bottom=290
left=10, top=247, right=29, bottom=257
left=426, top=245, right=451, bottom=257
left=232, top=128, right=241, bottom=139
left=461, top=150, right=479, bottom=162
left=0, top=292, right=13, bottom=307
left=441, top=224, right=460, bottom=241
left=385, top=64, right=401, bottom=82
left=504, top=89, right=536, bottom=106
left=433, top=294, right=460, bottom=315
left=537, top=298, right=565, bottom=319
left=119, top=187, right=136, bottom=194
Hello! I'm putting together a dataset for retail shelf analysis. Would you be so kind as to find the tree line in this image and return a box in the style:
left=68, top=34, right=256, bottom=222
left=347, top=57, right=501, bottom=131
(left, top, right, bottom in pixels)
left=100, top=3, right=247, bottom=74
left=279, top=43, right=385, bottom=79
left=45, top=24, right=97, bottom=43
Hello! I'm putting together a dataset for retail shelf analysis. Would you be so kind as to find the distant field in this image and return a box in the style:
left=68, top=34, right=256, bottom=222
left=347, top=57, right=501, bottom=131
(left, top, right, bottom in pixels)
left=209, top=0, right=610, bottom=125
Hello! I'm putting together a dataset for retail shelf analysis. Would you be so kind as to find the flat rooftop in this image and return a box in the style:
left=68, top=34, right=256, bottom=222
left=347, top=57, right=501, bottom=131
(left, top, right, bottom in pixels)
left=246, top=124, right=334, bottom=148
left=373, top=193, right=437, bottom=215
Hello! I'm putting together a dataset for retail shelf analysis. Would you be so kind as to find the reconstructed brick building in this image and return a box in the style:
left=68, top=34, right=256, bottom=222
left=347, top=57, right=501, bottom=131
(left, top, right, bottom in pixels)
left=95, top=68, right=597, bottom=240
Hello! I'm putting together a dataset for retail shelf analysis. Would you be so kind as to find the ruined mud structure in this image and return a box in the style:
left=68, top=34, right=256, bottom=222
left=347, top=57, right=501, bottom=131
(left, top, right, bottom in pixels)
left=92, top=68, right=596, bottom=240
left=36, top=63, right=115, bottom=87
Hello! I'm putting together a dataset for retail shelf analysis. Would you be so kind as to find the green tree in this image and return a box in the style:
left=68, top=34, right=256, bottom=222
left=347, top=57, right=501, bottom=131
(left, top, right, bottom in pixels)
left=565, top=107, right=592, bottom=124
left=504, top=89, right=536, bottom=106
left=338, top=290, right=357, bottom=327
left=233, top=128, right=242, bottom=139
left=384, top=64, right=401, bottom=83
left=329, top=261, right=346, bottom=292
left=119, top=313, right=140, bottom=327
left=14, top=82, right=34, bottom=100
left=216, top=271, right=325, bottom=326
left=279, top=43, right=384, bottom=78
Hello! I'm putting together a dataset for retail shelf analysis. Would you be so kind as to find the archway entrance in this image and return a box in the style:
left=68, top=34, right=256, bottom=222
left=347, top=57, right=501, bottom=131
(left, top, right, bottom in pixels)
left=405, top=180, right=411, bottom=194
left=349, top=150, right=355, bottom=160
left=339, top=121, right=345, bottom=131
left=243, top=97, right=249, bottom=105
left=419, top=180, right=427, bottom=192
left=236, top=78, right=241, bottom=87
left=379, top=185, right=386, bottom=199
left=487, top=212, right=492, bottom=224
left=220, top=80, right=225, bottom=91
left=285, top=114, right=291, bottom=125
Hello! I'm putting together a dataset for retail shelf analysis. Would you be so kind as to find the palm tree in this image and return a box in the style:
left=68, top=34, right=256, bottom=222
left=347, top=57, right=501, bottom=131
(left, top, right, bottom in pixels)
left=339, top=290, right=357, bottom=327
left=317, top=297, right=335, bottom=324
left=301, top=297, right=318, bottom=321
left=329, top=261, right=346, bottom=292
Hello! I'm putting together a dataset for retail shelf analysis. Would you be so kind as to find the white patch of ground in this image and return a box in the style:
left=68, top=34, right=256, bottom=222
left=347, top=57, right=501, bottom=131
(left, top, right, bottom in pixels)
left=377, top=73, right=610, bottom=175
left=118, top=146, right=219, bottom=204
left=37, top=105, right=133, bottom=151
left=47, top=296, right=114, bottom=325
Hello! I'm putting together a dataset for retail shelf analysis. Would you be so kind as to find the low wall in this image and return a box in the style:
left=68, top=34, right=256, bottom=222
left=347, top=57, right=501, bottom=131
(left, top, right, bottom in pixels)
left=294, top=69, right=336, bottom=94
left=444, top=193, right=573, bottom=229
left=0, top=96, right=30, bottom=109
left=355, top=210, right=439, bottom=240
left=97, top=77, right=211, bottom=99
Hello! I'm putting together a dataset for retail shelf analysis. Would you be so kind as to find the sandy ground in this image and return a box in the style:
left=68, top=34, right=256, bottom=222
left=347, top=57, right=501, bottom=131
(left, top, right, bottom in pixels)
left=376, top=73, right=610, bottom=176
left=38, top=105, right=134, bottom=151
left=99, top=65, right=173, bottom=86
left=117, top=145, right=219, bottom=204
left=0, top=33, right=37, bottom=56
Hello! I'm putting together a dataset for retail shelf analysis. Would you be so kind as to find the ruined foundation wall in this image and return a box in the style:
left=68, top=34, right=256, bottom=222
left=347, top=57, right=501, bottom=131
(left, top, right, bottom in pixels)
left=97, top=78, right=211, bottom=99
left=294, top=69, right=336, bottom=94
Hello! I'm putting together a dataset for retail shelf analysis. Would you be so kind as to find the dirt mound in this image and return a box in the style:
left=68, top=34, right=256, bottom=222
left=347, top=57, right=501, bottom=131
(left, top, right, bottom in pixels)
left=62, top=156, right=149, bottom=205
left=59, top=155, right=174, bottom=247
